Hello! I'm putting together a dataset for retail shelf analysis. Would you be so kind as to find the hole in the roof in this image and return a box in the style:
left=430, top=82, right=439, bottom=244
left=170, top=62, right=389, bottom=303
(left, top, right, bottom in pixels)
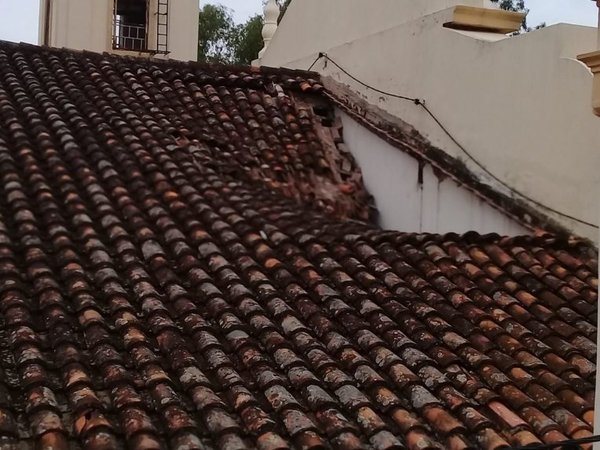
left=313, top=105, right=334, bottom=127
left=313, top=105, right=329, bottom=117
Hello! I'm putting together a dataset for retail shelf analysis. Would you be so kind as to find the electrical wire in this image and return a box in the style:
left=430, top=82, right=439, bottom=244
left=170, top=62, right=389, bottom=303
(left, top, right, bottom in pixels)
left=418, top=102, right=599, bottom=229
left=307, top=53, right=323, bottom=72
left=507, top=433, right=600, bottom=449
left=312, top=53, right=420, bottom=102
left=309, top=53, right=598, bottom=229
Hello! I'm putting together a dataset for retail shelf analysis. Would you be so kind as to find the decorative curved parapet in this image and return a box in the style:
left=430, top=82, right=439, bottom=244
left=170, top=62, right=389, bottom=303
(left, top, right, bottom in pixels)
left=445, top=5, right=525, bottom=34
left=578, top=50, right=600, bottom=116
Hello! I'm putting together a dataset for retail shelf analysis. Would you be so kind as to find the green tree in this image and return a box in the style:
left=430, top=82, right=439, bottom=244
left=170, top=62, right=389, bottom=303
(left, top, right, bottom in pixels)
left=232, top=14, right=264, bottom=65
left=491, top=0, right=525, bottom=11
left=197, top=4, right=266, bottom=65
left=489, top=0, right=545, bottom=32
left=197, top=4, right=236, bottom=63
left=196, top=0, right=294, bottom=65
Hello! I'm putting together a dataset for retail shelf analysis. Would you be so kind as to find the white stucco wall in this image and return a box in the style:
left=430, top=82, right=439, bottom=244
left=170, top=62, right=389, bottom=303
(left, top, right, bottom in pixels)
left=265, top=0, right=490, bottom=67
left=38, top=0, right=198, bottom=61
left=340, top=111, right=528, bottom=235
left=263, top=7, right=600, bottom=241
left=41, top=0, right=113, bottom=53
left=166, top=0, right=199, bottom=62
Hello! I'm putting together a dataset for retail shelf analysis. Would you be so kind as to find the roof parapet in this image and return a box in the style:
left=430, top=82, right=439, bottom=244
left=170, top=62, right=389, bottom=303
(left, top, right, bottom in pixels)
left=444, top=5, right=525, bottom=34
left=578, top=50, right=600, bottom=116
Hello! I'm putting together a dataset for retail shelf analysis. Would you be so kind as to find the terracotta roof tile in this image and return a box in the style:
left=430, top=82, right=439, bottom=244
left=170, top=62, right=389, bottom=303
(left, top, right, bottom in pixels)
left=0, top=41, right=595, bottom=450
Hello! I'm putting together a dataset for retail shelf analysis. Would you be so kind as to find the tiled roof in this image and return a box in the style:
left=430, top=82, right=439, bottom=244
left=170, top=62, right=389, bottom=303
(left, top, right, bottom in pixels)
left=0, top=40, right=596, bottom=450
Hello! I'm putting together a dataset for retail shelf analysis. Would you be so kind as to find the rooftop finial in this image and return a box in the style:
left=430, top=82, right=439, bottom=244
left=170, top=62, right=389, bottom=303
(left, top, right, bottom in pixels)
left=258, top=0, right=280, bottom=60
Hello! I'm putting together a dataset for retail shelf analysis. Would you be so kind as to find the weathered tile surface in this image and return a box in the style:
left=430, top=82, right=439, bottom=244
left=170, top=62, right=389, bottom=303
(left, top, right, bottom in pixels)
left=0, top=41, right=596, bottom=450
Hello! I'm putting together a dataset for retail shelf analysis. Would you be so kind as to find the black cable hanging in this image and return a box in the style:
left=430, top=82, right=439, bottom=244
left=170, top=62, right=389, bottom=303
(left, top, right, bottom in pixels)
left=307, top=53, right=323, bottom=72
left=507, top=432, right=600, bottom=449
left=308, top=53, right=599, bottom=230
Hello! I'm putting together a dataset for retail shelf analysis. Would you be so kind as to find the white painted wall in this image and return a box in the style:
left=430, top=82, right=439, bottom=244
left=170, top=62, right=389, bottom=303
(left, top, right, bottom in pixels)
left=340, top=111, right=528, bottom=235
left=166, top=0, right=199, bottom=62
left=263, top=6, right=600, bottom=241
left=40, top=0, right=113, bottom=52
left=38, top=0, right=199, bottom=61
left=265, top=0, right=488, bottom=67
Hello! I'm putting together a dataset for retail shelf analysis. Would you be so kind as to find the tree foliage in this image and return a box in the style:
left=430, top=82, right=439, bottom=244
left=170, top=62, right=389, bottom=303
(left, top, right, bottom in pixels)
left=489, top=0, right=545, bottom=32
left=197, top=4, right=237, bottom=64
left=197, top=1, right=295, bottom=66
left=232, top=14, right=264, bottom=65
left=491, top=0, right=525, bottom=11
left=197, top=4, right=261, bottom=65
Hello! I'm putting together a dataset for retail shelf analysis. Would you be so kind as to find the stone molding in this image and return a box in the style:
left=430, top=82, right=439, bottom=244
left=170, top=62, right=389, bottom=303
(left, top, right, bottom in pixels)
left=446, top=5, right=526, bottom=34
left=578, top=50, right=600, bottom=116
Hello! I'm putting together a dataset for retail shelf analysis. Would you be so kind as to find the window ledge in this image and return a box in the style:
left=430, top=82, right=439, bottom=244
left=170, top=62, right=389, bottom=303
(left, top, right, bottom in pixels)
left=111, top=48, right=169, bottom=58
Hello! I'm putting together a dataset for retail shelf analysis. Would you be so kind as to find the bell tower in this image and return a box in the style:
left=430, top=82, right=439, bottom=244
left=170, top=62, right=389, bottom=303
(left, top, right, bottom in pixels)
left=38, top=0, right=199, bottom=61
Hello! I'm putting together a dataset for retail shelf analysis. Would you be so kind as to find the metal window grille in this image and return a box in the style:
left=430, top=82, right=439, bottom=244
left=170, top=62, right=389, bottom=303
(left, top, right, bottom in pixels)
left=113, top=17, right=147, bottom=51
left=112, top=0, right=169, bottom=54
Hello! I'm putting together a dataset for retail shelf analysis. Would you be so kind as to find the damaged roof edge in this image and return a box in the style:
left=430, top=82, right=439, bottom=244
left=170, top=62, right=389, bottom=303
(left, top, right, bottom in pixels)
left=321, top=76, right=587, bottom=243
left=8, top=38, right=584, bottom=242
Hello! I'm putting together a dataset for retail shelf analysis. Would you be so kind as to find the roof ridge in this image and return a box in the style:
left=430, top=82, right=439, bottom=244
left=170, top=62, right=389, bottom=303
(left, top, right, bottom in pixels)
left=0, top=39, right=324, bottom=93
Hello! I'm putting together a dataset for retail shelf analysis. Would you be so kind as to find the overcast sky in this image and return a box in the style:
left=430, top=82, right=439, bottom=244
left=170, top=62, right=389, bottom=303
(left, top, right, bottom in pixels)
left=0, top=0, right=596, bottom=44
